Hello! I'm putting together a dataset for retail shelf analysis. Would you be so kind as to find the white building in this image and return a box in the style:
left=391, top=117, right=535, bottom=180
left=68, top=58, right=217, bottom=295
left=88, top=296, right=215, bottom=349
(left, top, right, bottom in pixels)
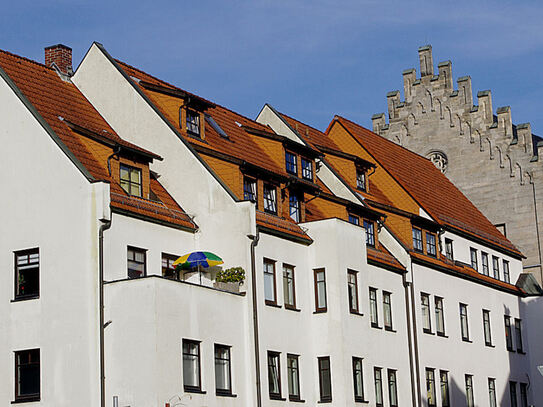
left=0, top=42, right=540, bottom=407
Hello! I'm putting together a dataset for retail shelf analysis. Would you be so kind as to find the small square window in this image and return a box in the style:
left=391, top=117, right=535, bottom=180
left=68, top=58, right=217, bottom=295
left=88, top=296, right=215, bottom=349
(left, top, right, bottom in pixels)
left=120, top=164, right=142, bottom=197
left=162, top=253, right=180, bottom=280
left=15, top=248, right=40, bottom=300
left=127, top=246, right=146, bottom=279
left=186, top=109, right=201, bottom=137
left=15, top=349, right=40, bottom=402
left=348, top=214, right=359, bottom=225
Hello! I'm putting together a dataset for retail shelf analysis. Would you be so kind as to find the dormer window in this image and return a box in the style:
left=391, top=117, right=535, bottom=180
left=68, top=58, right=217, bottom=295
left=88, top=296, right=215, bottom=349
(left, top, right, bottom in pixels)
left=426, top=232, right=437, bottom=257
left=363, top=219, right=375, bottom=247
left=120, top=164, right=142, bottom=197
left=289, top=192, right=301, bottom=222
left=243, top=177, right=257, bottom=202
left=285, top=151, right=297, bottom=175
left=412, top=227, right=423, bottom=252
left=356, top=168, right=367, bottom=191
left=186, top=109, right=201, bottom=137
left=348, top=214, right=359, bottom=225
left=301, top=157, right=313, bottom=181
left=263, top=184, right=277, bottom=214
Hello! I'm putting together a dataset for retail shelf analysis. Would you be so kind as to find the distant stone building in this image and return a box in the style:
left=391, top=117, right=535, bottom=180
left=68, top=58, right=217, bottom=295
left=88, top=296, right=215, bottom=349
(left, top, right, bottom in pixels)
left=372, top=45, right=543, bottom=282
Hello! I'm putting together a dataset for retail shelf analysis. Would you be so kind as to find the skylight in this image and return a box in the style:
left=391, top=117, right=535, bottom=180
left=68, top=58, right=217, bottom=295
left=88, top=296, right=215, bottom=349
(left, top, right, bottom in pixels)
left=205, top=114, right=229, bottom=139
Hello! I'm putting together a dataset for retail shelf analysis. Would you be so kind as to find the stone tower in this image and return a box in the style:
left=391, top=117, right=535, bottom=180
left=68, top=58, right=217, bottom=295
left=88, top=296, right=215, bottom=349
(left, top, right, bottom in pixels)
left=372, top=45, right=543, bottom=282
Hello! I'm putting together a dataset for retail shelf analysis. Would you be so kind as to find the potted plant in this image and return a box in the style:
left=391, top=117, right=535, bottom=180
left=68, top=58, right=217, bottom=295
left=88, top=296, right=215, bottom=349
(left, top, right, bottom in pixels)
left=214, top=267, right=245, bottom=293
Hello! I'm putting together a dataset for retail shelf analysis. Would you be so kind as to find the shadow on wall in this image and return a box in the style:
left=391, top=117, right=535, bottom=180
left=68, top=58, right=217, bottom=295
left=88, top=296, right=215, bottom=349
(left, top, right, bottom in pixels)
left=448, top=377, right=467, bottom=407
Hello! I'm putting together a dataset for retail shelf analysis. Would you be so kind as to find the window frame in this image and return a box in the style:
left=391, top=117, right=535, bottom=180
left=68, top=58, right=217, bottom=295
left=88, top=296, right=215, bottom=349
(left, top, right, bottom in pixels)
left=263, top=183, right=277, bottom=215
left=460, top=303, right=470, bottom=341
left=182, top=339, right=202, bottom=393
left=483, top=309, right=492, bottom=347
left=470, top=248, right=478, bottom=271
left=369, top=287, right=379, bottom=328
left=421, top=293, right=432, bottom=334
left=347, top=270, right=359, bottom=314
left=492, top=256, right=500, bottom=280
left=356, top=168, right=367, bottom=191
left=426, top=232, right=437, bottom=257
left=440, top=370, right=450, bottom=407
left=127, top=246, right=147, bottom=279
left=214, top=344, right=232, bottom=396
left=481, top=252, right=489, bottom=275
left=314, top=268, right=327, bottom=313
left=162, top=252, right=180, bottom=281
left=263, top=258, right=277, bottom=306
left=14, top=348, right=40, bottom=402
left=465, top=375, right=474, bottom=407
left=301, top=157, right=313, bottom=181
left=488, top=378, right=497, bottom=407
left=267, top=351, right=282, bottom=400
left=374, top=367, right=384, bottom=407
left=243, top=177, right=257, bottom=202
left=285, top=151, right=298, bottom=175
left=289, top=192, right=301, bottom=223
left=520, top=383, right=528, bottom=407
left=364, top=219, right=376, bottom=247
left=434, top=296, right=445, bottom=336
left=14, top=248, right=40, bottom=301
left=503, top=260, right=510, bottom=283
left=348, top=214, right=360, bottom=225
left=412, top=227, right=423, bottom=252
left=383, top=291, right=393, bottom=331
left=185, top=108, right=201, bottom=137
left=120, top=163, right=143, bottom=197
left=352, top=357, right=365, bottom=402
left=282, top=263, right=297, bottom=310
left=287, top=354, right=301, bottom=401
left=426, top=368, right=436, bottom=407
left=514, top=318, right=523, bottom=353
left=445, top=238, right=454, bottom=261
left=387, top=369, right=398, bottom=407
left=510, top=381, right=518, bottom=407
left=318, top=356, right=332, bottom=403
left=505, top=315, right=514, bottom=351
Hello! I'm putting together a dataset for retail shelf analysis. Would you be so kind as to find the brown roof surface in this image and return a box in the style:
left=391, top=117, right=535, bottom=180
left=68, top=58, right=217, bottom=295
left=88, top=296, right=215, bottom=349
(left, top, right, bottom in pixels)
left=256, top=210, right=312, bottom=244
left=367, top=246, right=405, bottom=272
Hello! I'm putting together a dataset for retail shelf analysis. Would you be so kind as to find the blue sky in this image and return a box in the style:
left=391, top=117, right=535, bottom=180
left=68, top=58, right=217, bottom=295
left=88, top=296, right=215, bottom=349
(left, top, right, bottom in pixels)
left=2, top=0, right=543, bottom=134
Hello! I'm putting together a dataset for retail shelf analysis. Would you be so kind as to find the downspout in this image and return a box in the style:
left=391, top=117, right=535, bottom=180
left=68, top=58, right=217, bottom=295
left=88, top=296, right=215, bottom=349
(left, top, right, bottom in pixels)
left=248, top=230, right=262, bottom=407
left=99, top=218, right=112, bottom=407
left=402, top=272, right=418, bottom=407
left=409, top=262, right=422, bottom=407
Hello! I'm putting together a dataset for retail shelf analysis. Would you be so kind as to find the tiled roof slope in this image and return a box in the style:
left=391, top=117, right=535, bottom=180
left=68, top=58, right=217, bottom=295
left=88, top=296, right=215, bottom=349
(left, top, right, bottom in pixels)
left=333, top=116, right=521, bottom=257
left=0, top=49, right=195, bottom=231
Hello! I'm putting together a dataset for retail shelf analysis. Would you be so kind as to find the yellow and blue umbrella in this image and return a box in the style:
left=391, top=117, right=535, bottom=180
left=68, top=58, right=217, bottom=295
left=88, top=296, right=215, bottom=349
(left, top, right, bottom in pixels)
left=173, top=251, right=224, bottom=271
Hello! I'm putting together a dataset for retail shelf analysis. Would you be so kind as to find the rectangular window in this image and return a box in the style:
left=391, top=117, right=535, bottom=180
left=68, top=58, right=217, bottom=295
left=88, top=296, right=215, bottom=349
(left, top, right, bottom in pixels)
left=285, top=151, right=297, bottom=175
left=383, top=292, right=393, bottom=331
left=352, top=357, right=365, bottom=402
left=510, top=381, right=518, bottom=407
left=435, top=296, right=445, bottom=336
left=503, top=260, right=510, bottom=283
left=470, top=248, right=478, bottom=271
left=263, top=259, right=277, bottom=306
left=515, top=318, right=523, bottom=353
left=287, top=354, right=300, bottom=401
left=182, top=340, right=201, bottom=392
left=465, top=375, right=474, bottom=407
left=483, top=310, right=492, bottom=346
left=14, top=349, right=40, bottom=402
left=369, top=288, right=379, bottom=327
left=388, top=369, right=398, bottom=407
left=347, top=270, right=359, bottom=314
left=440, top=371, right=450, bottom=407
left=263, top=184, right=277, bottom=214
left=520, top=383, right=528, bottom=407
left=413, top=227, right=423, bottom=252
left=214, top=345, right=232, bottom=395
left=348, top=214, right=359, bottom=225
left=318, top=356, right=332, bottom=402
left=356, top=168, right=367, bottom=191
left=460, top=303, right=469, bottom=341
left=120, top=164, right=142, bottom=197
left=492, top=256, right=500, bottom=280
left=505, top=315, right=513, bottom=351
left=186, top=109, right=200, bottom=136
left=421, top=293, right=432, bottom=333
left=364, top=220, right=375, bottom=247
left=445, top=238, right=454, bottom=261
left=488, top=378, right=497, bottom=407
left=289, top=192, right=301, bottom=222
left=127, top=246, right=146, bottom=279
left=282, top=264, right=296, bottom=309
left=15, top=248, right=40, bottom=300
left=268, top=351, right=282, bottom=399
left=481, top=252, right=489, bottom=275
left=426, top=232, right=437, bottom=257
left=162, top=253, right=180, bottom=280
left=426, top=368, right=436, bottom=407
left=243, top=177, right=257, bottom=202
left=314, top=269, right=327, bottom=312
left=301, top=157, right=313, bottom=181
left=374, top=367, right=383, bottom=407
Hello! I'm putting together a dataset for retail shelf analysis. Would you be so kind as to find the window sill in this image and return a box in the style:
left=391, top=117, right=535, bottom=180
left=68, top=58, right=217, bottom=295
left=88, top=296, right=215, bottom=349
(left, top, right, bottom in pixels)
left=517, top=350, right=526, bottom=355
left=11, top=295, right=40, bottom=303
left=285, top=305, right=301, bottom=312
left=216, top=391, right=237, bottom=397
left=436, top=332, right=448, bottom=338
left=462, top=338, right=473, bottom=343
left=350, top=310, right=364, bottom=317
left=355, top=397, right=369, bottom=403
left=371, top=323, right=382, bottom=329
left=423, top=329, right=434, bottom=335
left=184, top=388, right=206, bottom=394
left=269, top=394, right=286, bottom=401
left=12, top=397, right=41, bottom=404
left=507, top=348, right=515, bottom=352
left=313, top=310, right=327, bottom=314
left=318, top=398, right=333, bottom=404
left=265, top=302, right=282, bottom=308
left=289, top=396, right=306, bottom=403
left=384, top=326, right=396, bottom=333
left=485, top=343, right=495, bottom=348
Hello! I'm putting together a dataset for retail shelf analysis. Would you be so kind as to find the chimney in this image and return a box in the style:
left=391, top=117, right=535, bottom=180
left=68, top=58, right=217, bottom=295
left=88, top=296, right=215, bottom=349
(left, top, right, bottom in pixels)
left=44, top=44, right=72, bottom=75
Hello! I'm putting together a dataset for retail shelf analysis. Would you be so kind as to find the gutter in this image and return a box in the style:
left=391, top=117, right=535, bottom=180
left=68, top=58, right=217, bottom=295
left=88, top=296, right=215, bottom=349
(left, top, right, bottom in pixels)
left=248, top=230, right=262, bottom=407
left=99, top=218, right=112, bottom=407
left=402, top=272, right=418, bottom=407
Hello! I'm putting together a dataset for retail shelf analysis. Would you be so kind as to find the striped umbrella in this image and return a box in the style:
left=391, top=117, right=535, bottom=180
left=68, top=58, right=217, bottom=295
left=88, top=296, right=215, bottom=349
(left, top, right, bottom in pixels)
left=173, top=251, right=224, bottom=271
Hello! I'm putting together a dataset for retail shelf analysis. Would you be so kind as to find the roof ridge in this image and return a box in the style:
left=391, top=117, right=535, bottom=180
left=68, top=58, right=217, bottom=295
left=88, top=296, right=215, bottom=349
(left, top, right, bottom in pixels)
left=0, top=48, right=52, bottom=71
left=279, top=110, right=327, bottom=135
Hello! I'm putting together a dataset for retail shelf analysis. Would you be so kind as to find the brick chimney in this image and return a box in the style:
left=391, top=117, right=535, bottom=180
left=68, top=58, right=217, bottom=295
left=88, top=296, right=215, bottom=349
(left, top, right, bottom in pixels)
left=44, top=44, right=72, bottom=75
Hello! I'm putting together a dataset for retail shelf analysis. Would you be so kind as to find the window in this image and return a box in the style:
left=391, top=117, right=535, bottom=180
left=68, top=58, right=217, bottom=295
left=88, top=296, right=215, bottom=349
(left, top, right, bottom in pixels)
left=14, top=349, right=40, bottom=402
left=426, top=368, right=436, bottom=407
left=120, top=164, right=143, bottom=197
left=285, top=151, right=297, bottom=175
left=182, top=340, right=201, bottom=392
left=356, top=168, right=367, bottom=191
left=520, top=383, right=528, bottom=407
left=470, top=248, right=478, bottom=271
left=383, top=292, right=393, bottom=331
left=488, top=378, right=497, bottom=407
left=492, top=256, right=500, bottom=279
left=287, top=354, right=300, bottom=401
left=374, top=367, right=383, bottom=407
left=413, top=227, right=423, bottom=252
left=318, top=356, right=332, bottom=402
left=263, top=184, right=277, bottom=214
left=267, top=352, right=282, bottom=399
left=186, top=109, right=200, bottom=136
left=483, top=310, right=492, bottom=346
left=440, top=371, right=450, bottom=407
left=352, top=357, right=365, bottom=402
left=348, top=214, right=359, bottom=225
left=15, top=248, right=39, bottom=299
left=301, top=157, right=313, bottom=181
left=388, top=370, right=398, bottom=407
left=460, top=303, right=469, bottom=341
left=510, top=381, right=518, bottom=407
left=127, top=246, right=146, bottom=279
left=445, top=238, right=454, bottom=261
left=243, top=177, right=257, bottom=202
left=347, top=270, right=359, bottom=314
left=465, top=375, right=474, bottom=407
left=314, top=268, right=327, bottom=312
left=364, top=220, right=375, bottom=247
left=289, top=192, right=301, bottom=222
left=162, top=253, right=180, bottom=280
left=369, top=288, right=379, bottom=327
left=515, top=319, right=523, bottom=353
left=421, top=293, right=432, bottom=333
left=263, top=259, right=277, bottom=306
left=505, top=315, right=513, bottom=351
left=283, top=264, right=296, bottom=309
left=215, top=345, right=232, bottom=396
left=481, top=252, right=489, bottom=275
left=435, top=297, right=445, bottom=336
left=503, top=260, right=510, bottom=283
left=426, top=232, right=437, bottom=257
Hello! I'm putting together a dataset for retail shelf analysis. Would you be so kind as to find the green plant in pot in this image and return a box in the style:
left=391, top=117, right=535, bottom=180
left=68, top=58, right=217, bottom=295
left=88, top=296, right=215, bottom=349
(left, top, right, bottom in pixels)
left=215, top=267, right=245, bottom=285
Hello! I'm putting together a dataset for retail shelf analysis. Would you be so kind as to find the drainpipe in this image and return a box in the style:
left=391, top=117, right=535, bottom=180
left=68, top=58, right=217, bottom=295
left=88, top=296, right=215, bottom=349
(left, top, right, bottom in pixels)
left=99, top=218, right=112, bottom=407
left=248, top=230, right=262, bottom=407
left=409, top=262, right=422, bottom=407
left=402, top=272, right=418, bottom=407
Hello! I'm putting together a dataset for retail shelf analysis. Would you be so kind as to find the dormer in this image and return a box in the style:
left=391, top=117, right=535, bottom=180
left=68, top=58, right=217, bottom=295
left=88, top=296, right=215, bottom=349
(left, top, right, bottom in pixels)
left=180, top=105, right=206, bottom=140
left=355, top=158, right=375, bottom=193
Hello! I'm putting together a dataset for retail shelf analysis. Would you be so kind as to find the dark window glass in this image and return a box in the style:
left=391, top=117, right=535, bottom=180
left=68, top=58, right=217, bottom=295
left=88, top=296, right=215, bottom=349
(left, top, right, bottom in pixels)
left=383, top=292, right=393, bottom=330
left=369, top=288, right=379, bottom=327
left=352, top=357, right=364, bottom=402
left=348, top=270, right=359, bottom=313
left=318, top=357, right=332, bottom=402
left=287, top=354, right=300, bottom=400
left=426, top=232, right=437, bottom=256
left=285, top=151, right=297, bottom=175
left=465, top=375, right=474, bottom=407
left=421, top=293, right=432, bottom=333
left=263, top=259, right=276, bottom=305
left=440, top=371, right=450, bottom=407
left=503, top=260, right=510, bottom=283
left=263, top=184, right=277, bottom=214
left=505, top=315, right=513, bottom=351
left=481, top=252, right=489, bottom=275
left=15, top=349, right=40, bottom=402
left=162, top=253, right=180, bottom=280
left=460, top=303, right=469, bottom=341
left=289, top=193, right=301, bottom=222
left=435, top=297, right=445, bottom=335
left=445, top=238, right=454, bottom=261
left=492, top=256, right=500, bottom=280
left=374, top=368, right=383, bottom=407
left=364, top=220, right=375, bottom=247
left=426, top=368, right=436, bottom=407
left=520, top=383, right=528, bottom=407
left=301, top=158, right=313, bottom=181
left=243, top=178, right=257, bottom=202
left=120, top=164, right=142, bottom=197
left=215, top=345, right=232, bottom=395
left=483, top=310, right=492, bottom=346
left=283, top=264, right=296, bottom=309
left=186, top=109, right=200, bottom=136
left=15, top=249, right=39, bottom=299
left=356, top=169, right=367, bottom=191
left=470, top=248, right=478, bottom=271
left=127, top=246, right=146, bottom=279
left=348, top=214, right=359, bottom=225
left=515, top=319, right=523, bottom=352
left=314, top=269, right=327, bottom=312
left=388, top=369, right=398, bottom=407
left=413, top=228, right=423, bottom=252
left=268, top=352, right=281, bottom=399
left=488, top=378, right=497, bottom=407
left=510, top=381, right=518, bottom=407
left=182, top=340, right=201, bottom=391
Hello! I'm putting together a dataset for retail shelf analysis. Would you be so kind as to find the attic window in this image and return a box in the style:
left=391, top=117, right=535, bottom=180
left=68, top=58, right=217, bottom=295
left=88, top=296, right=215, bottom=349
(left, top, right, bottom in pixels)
left=285, top=151, right=297, bottom=175
left=301, top=158, right=313, bottom=181
left=356, top=168, right=367, bottom=192
left=186, top=109, right=201, bottom=137
left=120, top=164, right=142, bottom=197
left=205, top=114, right=228, bottom=139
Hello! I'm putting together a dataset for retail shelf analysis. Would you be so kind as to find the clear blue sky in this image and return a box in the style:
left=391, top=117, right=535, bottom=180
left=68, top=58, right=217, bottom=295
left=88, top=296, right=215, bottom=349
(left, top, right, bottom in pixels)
left=3, top=0, right=543, bottom=134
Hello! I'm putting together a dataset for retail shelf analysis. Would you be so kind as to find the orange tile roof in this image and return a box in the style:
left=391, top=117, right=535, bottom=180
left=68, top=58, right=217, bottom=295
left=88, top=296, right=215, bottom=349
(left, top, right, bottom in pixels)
left=367, top=246, right=405, bottom=273
left=256, top=210, right=312, bottom=244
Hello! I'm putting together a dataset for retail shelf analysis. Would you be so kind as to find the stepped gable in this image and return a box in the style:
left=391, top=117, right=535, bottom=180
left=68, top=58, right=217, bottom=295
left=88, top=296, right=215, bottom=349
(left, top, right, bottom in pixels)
left=0, top=49, right=196, bottom=231
left=333, top=116, right=522, bottom=257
